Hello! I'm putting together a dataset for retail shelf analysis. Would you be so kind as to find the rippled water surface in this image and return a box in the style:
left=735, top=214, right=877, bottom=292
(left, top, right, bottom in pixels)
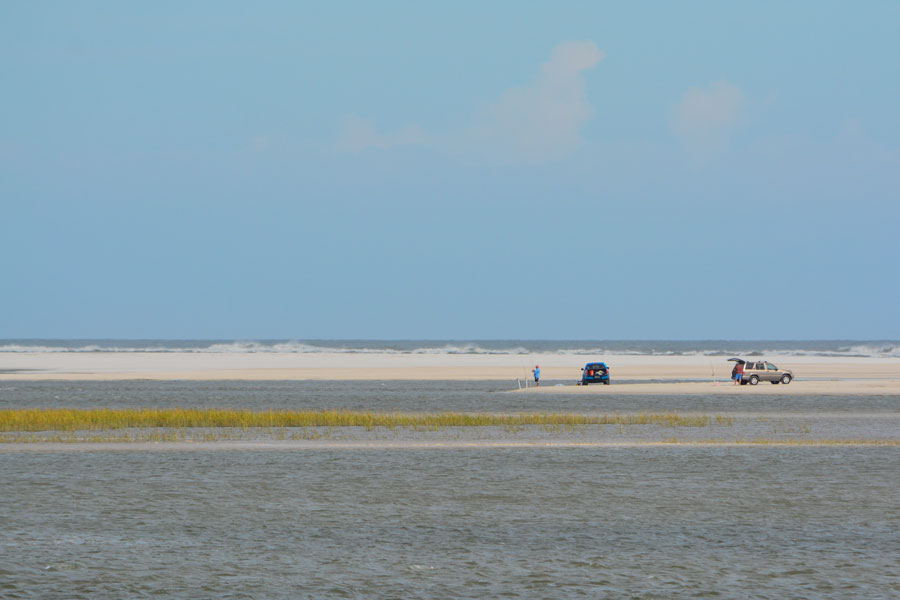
left=3, top=447, right=899, bottom=599
left=3, top=381, right=900, bottom=598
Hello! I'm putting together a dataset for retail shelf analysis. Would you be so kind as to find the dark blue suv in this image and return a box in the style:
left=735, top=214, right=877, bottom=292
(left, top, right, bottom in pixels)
left=581, top=362, right=610, bottom=385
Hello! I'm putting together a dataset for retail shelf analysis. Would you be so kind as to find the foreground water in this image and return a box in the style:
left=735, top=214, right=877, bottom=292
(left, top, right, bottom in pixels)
left=3, top=446, right=899, bottom=599
left=2, top=381, right=899, bottom=598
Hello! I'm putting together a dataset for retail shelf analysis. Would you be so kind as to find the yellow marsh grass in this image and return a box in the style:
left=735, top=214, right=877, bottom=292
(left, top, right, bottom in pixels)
left=1, top=431, right=189, bottom=443
left=0, top=408, right=729, bottom=432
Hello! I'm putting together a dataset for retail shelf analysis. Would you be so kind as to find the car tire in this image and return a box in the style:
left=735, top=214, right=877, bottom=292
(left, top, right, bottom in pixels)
left=604, top=380, right=610, bottom=385
left=749, top=375, right=759, bottom=385
left=781, top=374, right=792, bottom=384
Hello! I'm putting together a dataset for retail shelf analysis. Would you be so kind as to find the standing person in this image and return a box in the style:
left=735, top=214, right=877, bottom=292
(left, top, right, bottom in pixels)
left=532, top=365, right=541, bottom=387
left=734, top=361, right=744, bottom=386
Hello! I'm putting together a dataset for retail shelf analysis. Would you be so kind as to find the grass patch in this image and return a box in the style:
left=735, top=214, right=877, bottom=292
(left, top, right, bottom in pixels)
left=0, top=408, right=725, bottom=432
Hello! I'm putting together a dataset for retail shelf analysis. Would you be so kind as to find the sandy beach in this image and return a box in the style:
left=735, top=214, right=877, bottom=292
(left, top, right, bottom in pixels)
left=1, top=351, right=898, bottom=393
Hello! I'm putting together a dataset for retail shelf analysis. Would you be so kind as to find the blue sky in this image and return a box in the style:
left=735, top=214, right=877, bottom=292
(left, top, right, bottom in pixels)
left=2, top=1, right=898, bottom=339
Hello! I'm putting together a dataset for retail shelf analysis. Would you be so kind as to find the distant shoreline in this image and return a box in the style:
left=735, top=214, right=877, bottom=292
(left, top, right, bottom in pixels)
left=2, top=339, right=899, bottom=358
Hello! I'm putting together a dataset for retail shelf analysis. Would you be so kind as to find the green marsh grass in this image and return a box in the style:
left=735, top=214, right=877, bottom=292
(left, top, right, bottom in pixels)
left=1, top=408, right=726, bottom=432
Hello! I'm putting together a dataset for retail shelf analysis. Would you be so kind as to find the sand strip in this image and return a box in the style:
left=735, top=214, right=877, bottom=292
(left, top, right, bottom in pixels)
left=4, top=439, right=900, bottom=452
left=1, top=352, right=897, bottom=384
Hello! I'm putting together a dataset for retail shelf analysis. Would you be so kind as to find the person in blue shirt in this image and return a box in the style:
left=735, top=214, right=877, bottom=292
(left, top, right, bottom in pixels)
left=532, top=365, right=541, bottom=387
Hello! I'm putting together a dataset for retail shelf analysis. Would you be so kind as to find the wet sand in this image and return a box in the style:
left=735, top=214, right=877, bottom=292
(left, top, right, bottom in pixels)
left=518, top=378, right=900, bottom=395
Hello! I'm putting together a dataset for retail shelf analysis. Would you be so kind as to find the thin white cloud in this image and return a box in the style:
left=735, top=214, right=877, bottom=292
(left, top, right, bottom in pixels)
left=337, top=115, right=425, bottom=152
left=673, top=80, right=745, bottom=161
left=452, top=41, right=604, bottom=163
left=337, top=41, right=604, bottom=164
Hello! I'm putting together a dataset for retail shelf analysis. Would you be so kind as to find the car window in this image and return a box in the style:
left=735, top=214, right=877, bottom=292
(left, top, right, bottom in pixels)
left=755, top=362, right=764, bottom=370
left=767, top=363, right=778, bottom=370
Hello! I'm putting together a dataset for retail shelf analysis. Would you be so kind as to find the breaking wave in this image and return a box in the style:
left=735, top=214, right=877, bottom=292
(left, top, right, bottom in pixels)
left=1, top=340, right=898, bottom=358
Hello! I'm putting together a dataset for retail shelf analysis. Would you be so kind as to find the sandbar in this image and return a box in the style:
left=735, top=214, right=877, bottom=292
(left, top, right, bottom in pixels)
left=4, top=439, right=900, bottom=453
left=0, top=352, right=898, bottom=394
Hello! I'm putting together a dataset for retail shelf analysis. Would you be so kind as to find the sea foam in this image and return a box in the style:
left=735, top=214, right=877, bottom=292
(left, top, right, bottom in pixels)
left=1, top=340, right=898, bottom=357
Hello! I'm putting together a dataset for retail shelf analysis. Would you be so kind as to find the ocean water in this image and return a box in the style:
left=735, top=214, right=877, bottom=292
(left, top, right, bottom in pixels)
left=4, top=446, right=900, bottom=599
left=2, top=338, right=899, bottom=357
